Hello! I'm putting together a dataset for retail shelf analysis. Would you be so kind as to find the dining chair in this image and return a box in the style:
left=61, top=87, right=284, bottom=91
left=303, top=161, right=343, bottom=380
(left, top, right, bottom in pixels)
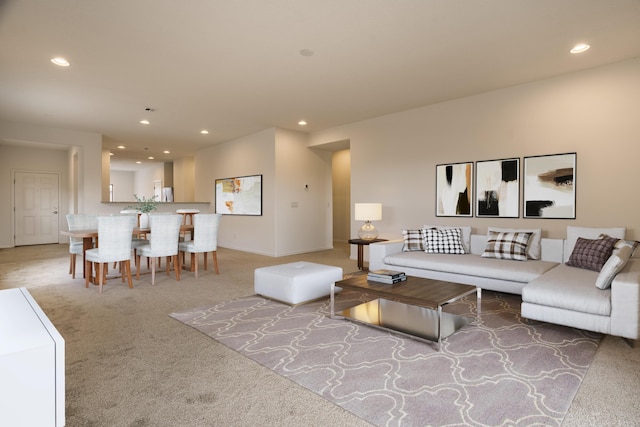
left=84, top=215, right=136, bottom=293
left=66, top=213, right=98, bottom=279
left=135, top=214, right=183, bottom=285
left=178, top=213, right=221, bottom=278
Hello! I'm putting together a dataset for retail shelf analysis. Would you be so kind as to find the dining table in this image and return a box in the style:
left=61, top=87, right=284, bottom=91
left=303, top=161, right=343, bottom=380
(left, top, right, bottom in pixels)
left=61, top=224, right=195, bottom=279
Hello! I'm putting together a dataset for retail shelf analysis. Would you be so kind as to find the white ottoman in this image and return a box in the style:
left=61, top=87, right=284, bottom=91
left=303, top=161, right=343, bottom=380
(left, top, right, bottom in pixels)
left=254, top=262, right=343, bottom=305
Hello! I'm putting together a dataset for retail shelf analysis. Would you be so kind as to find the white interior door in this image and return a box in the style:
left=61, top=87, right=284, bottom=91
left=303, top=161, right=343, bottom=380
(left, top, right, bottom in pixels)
left=14, top=172, right=60, bottom=246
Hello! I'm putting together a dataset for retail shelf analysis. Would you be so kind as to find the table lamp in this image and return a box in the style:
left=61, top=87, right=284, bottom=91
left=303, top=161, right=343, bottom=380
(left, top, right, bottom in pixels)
left=355, top=203, right=382, bottom=240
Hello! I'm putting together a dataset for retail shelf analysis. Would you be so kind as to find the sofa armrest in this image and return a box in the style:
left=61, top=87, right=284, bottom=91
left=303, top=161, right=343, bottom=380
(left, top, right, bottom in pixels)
left=369, top=239, right=404, bottom=271
left=610, top=259, right=640, bottom=339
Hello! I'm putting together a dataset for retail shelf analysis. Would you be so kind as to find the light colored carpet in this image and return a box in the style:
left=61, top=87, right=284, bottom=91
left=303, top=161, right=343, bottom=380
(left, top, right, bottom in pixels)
left=171, top=292, right=600, bottom=427
left=0, top=243, right=639, bottom=426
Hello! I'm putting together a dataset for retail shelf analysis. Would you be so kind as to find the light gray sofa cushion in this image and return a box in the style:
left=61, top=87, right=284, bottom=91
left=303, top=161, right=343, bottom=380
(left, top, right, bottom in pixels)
left=383, top=252, right=557, bottom=284
left=522, top=264, right=611, bottom=316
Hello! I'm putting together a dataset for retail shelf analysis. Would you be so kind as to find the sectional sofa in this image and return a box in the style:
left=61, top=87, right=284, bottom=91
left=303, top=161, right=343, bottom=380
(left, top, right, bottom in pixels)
left=369, top=226, right=640, bottom=341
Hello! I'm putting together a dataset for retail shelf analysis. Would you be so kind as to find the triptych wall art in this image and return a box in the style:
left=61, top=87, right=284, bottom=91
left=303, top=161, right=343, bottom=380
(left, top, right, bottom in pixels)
left=436, top=152, right=576, bottom=219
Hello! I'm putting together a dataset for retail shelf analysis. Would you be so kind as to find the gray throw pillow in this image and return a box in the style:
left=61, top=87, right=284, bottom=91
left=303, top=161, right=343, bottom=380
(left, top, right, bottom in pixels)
left=566, top=236, right=618, bottom=272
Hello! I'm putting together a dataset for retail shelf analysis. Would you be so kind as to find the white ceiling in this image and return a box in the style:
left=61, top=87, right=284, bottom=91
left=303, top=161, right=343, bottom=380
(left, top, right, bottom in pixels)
left=1, top=0, right=640, bottom=169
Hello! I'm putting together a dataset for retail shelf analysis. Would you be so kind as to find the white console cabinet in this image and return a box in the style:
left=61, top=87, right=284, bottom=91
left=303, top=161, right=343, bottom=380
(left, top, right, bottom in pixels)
left=0, top=288, right=65, bottom=427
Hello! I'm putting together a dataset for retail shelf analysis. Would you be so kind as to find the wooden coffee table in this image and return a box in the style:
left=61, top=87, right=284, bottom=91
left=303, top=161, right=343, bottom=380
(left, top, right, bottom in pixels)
left=331, top=274, right=481, bottom=350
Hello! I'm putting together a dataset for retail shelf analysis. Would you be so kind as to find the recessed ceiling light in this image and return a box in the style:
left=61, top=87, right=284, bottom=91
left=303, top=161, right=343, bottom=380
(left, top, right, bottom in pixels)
left=298, top=120, right=308, bottom=126
left=148, top=156, right=154, bottom=160
left=50, top=57, right=70, bottom=67
left=200, top=130, right=209, bottom=135
left=570, top=43, right=590, bottom=54
left=140, top=119, right=150, bottom=125
left=117, top=145, right=125, bottom=149
left=136, top=161, right=142, bottom=164
left=109, top=152, right=114, bottom=156
left=163, top=150, right=170, bottom=154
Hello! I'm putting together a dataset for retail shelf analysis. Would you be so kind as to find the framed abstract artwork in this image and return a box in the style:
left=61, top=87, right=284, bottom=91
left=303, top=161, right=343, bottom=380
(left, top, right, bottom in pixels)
left=523, top=153, right=576, bottom=219
left=475, top=157, right=520, bottom=218
left=214, top=174, right=263, bottom=215
left=436, top=162, right=473, bottom=217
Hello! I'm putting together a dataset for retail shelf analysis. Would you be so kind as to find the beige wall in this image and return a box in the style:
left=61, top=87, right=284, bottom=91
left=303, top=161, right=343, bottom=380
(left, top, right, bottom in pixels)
left=173, top=157, right=195, bottom=202
left=310, top=59, right=640, bottom=254
left=2, top=59, right=639, bottom=253
left=0, top=122, right=103, bottom=248
left=195, top=128, right=277, bottom=256
left=194, top=127, right=334, bottom=256
left=332, top=149, right=351, bottom=243
left=274, top=128, right=333, bottom=256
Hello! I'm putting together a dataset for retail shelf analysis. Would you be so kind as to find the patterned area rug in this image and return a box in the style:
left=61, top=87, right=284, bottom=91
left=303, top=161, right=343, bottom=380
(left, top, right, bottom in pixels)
left=170, top=290, right=600, bottom=427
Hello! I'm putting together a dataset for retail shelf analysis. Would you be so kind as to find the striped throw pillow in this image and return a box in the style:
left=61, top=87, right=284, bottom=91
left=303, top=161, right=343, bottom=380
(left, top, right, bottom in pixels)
left=402, top=229, right=425, bottom=252
left=482, top=231, right=533, bottom=261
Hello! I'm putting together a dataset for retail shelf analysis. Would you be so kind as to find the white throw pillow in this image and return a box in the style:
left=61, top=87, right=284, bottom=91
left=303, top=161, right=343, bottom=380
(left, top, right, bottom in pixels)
left=424, top=225, right=471, bottom=253
left=595, top=245, right=633, bottom=289
left=424, top=227, right=466, bottom=254
left=488, top=227, right=541, bottom=260
left=565, top=226, right=626, bottom=263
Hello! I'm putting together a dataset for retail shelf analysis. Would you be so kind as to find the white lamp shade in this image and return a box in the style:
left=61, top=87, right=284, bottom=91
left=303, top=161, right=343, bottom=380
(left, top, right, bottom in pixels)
left=354, top=203, right=382, bottom=221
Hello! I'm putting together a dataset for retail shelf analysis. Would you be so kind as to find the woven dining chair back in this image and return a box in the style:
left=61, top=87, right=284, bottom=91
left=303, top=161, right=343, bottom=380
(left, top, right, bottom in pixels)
left=136, top=214, right=183, bottom=285
left=66, top=213, right=98, bottom=278
left=178, top=213, right=221, bottom=277
left=192, top=213, right=220, bottom=252
left=84, top=215, right=136, bottom=293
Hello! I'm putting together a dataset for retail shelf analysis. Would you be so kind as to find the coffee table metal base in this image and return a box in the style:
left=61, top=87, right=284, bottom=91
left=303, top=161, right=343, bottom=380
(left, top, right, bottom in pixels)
left=340, top=298, right=473, bottom=344
left=330, top=279, right=480, bottom=351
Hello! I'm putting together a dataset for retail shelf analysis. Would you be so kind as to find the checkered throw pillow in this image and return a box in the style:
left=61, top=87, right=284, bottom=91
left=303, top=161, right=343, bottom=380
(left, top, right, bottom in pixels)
left=481, top=231, right=532, bottom=261
left=424, top=227, right=466, bottom=254
left=402, top=229, right=425, bottom=252
left=567, top=236, right=618, bottom=272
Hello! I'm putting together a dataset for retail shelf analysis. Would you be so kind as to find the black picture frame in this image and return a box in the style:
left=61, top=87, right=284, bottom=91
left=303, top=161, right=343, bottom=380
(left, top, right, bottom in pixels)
left=436, top=162, right=473, bottom=217
left=214, top=174, right=263, bottom=216
left=523, top=153, right=576, bottom=219
left=475, top=157, right=520, bottom=218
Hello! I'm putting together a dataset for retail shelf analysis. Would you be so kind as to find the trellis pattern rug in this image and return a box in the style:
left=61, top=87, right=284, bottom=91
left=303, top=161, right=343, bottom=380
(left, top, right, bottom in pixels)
left=170, top=291, right=600, bottom=427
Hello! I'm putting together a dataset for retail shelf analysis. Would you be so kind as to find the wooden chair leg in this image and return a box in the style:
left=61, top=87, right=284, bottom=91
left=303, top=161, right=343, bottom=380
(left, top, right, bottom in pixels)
left=212, top=251, right=219, bottom=274
left=203, top=252, right=208, bottom=271
left=194, top=254, right=199, bottom=279
left=190, top=253, right=196, bottom=273
left=85, top=260, right=91, bottom=288
left=102, top=263, right=108, bottom=285
left=136, top=255, right=141, bottom=279
left=125, top=260, right=133, bottom=289
left=166, top=256, right=171, bottom=276
left=175, top=254, right=181, bottom=282
left=70, top=254, right=77, bottom=278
